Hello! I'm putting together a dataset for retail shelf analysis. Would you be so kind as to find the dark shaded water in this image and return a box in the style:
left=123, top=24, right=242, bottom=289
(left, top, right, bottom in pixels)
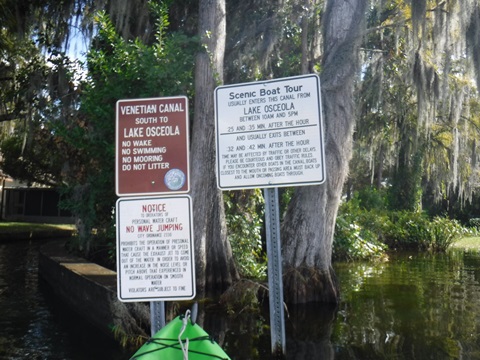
left=1, top=240, right=479, bottom=359
left=206, top=250, right=480, bottom=360
left=0, top=240, right=129, bottom=359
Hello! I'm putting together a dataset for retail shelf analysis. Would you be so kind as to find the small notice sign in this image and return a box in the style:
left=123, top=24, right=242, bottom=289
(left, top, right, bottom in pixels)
left=215, top=74, right=325, bottom=190
left=116, top=196, right=195, bottom=302
left=116, top=96, right=190, bottom=196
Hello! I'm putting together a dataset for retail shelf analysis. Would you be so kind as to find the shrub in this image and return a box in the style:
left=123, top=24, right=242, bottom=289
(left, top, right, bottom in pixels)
left=224, top=190, right=266, bottom=279
left=334, top=199, right=388, bottom=261
left=468, top=218, right=480, bottom=233
left=428, top=217, right=465, bottom=252
left=384, top=211, right=431, bottom=250
left=334, top=215, right=388, bottom=261
left=336, top=194, right=467, bottom=257
left=384, top=212, right=466, bottom=252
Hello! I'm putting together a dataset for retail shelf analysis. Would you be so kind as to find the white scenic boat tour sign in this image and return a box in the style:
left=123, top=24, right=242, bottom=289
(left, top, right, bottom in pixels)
left=215, top=74, right=325, bottom=190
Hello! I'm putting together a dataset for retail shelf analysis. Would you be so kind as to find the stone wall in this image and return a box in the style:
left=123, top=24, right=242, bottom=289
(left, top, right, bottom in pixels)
left=38, top=241, right=150, bottom=343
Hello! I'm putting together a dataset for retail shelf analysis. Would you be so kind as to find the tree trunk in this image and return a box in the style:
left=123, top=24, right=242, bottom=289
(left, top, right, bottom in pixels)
left=191, top=0, right=239, bottom=298
left=281, top=0, right=367, bottom=304
left=300, top=0, right=309, bottom=75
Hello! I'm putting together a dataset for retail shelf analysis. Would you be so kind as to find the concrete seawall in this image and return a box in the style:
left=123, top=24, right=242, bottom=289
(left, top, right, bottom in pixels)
left=38, top=241, right=150, bottom=343
left=0, top=228, right=74, bottom=241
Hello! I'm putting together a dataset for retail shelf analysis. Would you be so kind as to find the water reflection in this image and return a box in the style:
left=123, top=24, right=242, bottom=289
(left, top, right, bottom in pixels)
left=285, top=302, right=337, bottom=360
left=2, top=239, right=480, bottom=360
left=331, top=250, right=480, bottom=359
left=133, top=249, right=480, bottom=360
left=0, top=240, right=129, bottom=360
left=0, top=240, right=60, bottom=359
left=201, top=249, right=480, bottom=359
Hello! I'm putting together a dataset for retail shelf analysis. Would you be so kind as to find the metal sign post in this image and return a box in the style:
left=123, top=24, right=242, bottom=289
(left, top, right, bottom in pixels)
left=264, top=187, right=286, bottom=355
left=150, top=301, right=166, bottom=335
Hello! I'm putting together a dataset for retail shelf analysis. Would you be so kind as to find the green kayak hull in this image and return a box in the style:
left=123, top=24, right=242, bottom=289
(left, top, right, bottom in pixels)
left=130, top=316, right=231, bottom=359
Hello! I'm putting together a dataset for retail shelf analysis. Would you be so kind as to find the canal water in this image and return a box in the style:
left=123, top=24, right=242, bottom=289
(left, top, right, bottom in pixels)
left=330, top=250, right=480, bottom=359
left=0, top=239, right=129, bottom=360
left=1, top=239, right=479, bottom=359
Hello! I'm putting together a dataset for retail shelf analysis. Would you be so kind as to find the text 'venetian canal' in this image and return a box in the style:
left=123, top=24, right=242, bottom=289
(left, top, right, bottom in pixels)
left=215, top=74, right=325, bottom=189
left=116, top=96, right=189, bottom=196
left=116, top=196, right=195, bottom=302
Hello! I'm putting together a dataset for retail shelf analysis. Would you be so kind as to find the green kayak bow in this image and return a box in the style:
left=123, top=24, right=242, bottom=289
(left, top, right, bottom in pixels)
left=130, top=313, right=230, bottom=360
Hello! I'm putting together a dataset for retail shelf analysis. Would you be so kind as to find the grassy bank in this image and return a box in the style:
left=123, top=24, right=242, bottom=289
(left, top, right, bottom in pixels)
left=451, top=236, right=480, bottom=251
left=0, top=222, right=75, bottom=240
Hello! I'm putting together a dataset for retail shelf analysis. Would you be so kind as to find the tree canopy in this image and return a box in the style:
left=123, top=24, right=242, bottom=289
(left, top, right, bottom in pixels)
left=1, top=0, right=479, bottom=302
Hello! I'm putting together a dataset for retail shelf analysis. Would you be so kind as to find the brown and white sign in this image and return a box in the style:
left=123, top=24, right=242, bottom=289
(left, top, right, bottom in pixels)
left=116, top=96, right=189, bottom=196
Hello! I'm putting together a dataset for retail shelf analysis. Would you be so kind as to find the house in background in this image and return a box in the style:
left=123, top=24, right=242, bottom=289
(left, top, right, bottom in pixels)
left=0, top=171, right=73, bottom=224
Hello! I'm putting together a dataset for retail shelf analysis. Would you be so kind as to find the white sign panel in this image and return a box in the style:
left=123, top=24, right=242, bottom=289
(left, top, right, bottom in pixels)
left=215, top=74, right=325, bottom=190
left=116, top=196, right=195, bottom=302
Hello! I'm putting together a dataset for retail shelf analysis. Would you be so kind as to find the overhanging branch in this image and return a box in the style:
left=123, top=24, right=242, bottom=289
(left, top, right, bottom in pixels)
left=0, top=113, right=19, bottom=122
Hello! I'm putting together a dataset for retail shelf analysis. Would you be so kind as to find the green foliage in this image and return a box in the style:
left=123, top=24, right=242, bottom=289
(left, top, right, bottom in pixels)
left=58, top=7, right=197, bottom=255
left=384, top=211, right=432, bottom=250
left=224, top=190, right=266, bottom=279
left=334, top=198, right=388, bottom=261
left=385, top=212, right=463, bottom=252
left=0, top=39, right=82, bottom=186
left=386, top=143, right=425, bottom=212
left=427, top=217, right=465, bottom=252
left=335, top=191, right=468, bottom=259
left=355, top=187, right=388, bottom=211
left=279, top=187, right=295, bottom=218
left=334, top=215, right=388, bottom=261
left=468, top=218, right=480, bottom=230
left=0, top=129, right=58, bottom=186
left=386, top=213, right=465, bottom=252
left=354, top=1, right=480, bottom=216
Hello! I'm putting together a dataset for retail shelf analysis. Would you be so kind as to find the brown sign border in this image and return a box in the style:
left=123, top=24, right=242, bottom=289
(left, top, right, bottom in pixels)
left=116, top=96, right=190, bottom=196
